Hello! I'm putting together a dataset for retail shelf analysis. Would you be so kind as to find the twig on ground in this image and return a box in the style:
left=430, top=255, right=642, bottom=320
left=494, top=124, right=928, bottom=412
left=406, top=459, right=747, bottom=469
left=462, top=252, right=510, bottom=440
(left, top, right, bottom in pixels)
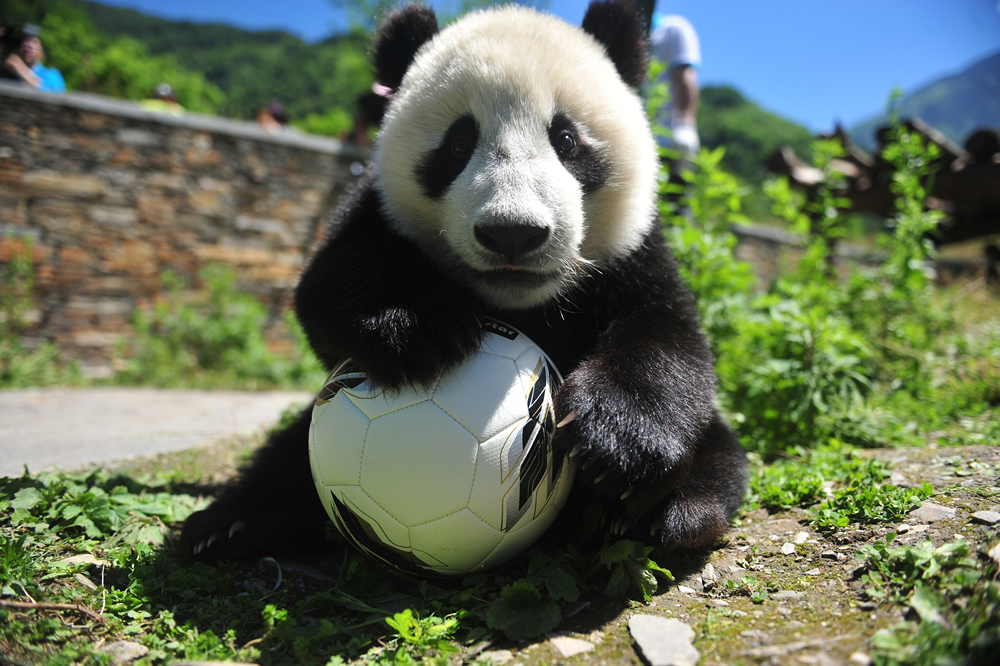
left=0, top=599, right=106, bottom=624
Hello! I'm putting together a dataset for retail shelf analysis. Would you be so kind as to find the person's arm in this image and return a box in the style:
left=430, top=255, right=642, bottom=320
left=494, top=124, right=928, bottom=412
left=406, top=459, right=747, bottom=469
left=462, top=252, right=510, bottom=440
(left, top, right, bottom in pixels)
left=669, top=64, right=699, bottom=125
left=3, top=53, right=41, bottom=88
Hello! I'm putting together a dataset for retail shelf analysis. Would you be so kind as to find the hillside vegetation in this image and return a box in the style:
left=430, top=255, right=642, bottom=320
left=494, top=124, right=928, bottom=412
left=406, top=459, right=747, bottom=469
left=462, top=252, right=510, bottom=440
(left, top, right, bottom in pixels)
left=71, top=1, right=809, bottom=183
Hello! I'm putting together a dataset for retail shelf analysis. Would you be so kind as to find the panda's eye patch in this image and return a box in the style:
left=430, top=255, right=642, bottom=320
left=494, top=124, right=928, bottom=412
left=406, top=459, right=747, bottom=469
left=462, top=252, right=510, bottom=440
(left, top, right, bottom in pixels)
left=416, top=114, right=479, bottom=199
left=548, top=112, right=609, bottom=194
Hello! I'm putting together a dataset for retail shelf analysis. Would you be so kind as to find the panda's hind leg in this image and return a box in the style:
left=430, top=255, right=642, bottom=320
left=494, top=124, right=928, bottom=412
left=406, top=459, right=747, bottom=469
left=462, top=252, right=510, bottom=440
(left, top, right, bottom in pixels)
left=651, top=413, right=748, bottom=550
left=179, top=405, right=331, bottom=561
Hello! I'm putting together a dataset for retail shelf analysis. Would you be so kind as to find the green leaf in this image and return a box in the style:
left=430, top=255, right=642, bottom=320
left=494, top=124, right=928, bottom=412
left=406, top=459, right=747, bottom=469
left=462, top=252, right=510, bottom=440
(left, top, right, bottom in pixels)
left=486, top=582, right=561, bottom=641
left=10, top=487, right=42, bottom=511
left=909, top=585, right=947, bottom=626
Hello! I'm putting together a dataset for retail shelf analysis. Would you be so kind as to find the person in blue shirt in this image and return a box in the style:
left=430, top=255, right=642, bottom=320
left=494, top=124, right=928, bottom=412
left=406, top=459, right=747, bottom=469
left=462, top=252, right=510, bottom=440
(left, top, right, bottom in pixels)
left=3, top=31, right=66, bottom=93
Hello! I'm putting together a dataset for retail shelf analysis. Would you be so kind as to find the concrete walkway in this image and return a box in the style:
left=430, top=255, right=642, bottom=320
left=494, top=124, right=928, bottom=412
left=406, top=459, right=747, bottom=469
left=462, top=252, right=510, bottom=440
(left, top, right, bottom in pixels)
left=0, top=388, right=313, bottom=477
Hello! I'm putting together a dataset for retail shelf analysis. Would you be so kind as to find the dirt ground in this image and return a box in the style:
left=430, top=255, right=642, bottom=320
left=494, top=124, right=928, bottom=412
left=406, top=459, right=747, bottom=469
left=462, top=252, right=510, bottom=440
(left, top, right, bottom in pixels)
left=116, top=441, right=1000, bottom=666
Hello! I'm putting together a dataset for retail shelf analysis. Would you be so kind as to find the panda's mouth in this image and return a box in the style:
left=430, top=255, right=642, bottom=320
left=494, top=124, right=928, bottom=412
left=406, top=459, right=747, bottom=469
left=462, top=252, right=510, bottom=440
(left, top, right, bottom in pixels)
left=472, top=267, right=559, bottom=289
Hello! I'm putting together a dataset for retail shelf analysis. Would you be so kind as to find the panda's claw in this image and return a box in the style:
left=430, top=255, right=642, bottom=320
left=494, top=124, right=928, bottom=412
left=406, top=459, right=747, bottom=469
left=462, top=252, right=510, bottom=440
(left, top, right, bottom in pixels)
left=206, top=533, right=220, bottom=549
left=557, top=410, right=577, bottom=429
left=194, top=540, right=205, bottom=555
left=620, top=488, right=633, bottom=500
left=594, top=472, right=607, bottom=484
left=229, top=521, right=247, bottom=539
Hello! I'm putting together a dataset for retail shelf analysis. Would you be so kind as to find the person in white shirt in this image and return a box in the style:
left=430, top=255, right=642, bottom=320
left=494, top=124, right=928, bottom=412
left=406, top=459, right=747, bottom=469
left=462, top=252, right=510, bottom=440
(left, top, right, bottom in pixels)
left=649, top=13, right=701, bottom=159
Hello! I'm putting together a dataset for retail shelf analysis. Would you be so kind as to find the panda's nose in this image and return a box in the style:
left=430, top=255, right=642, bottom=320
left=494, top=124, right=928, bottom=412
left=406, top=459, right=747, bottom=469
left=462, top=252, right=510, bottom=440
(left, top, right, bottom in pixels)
left=474, top=224, right=549, bottom=260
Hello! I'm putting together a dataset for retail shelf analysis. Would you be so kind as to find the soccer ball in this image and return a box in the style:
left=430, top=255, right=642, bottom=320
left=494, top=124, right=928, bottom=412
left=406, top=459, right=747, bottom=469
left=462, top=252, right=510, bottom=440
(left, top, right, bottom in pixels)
left=308, top=319, right=575, bottom=576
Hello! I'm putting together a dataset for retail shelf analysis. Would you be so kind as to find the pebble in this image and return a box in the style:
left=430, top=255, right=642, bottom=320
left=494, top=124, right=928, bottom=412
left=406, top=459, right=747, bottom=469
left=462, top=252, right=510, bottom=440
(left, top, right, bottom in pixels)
left=794, top=531, right=809, bottom=544
left=701, top=563, right=717, bottom=591
left=549, top=637, right=595, bottom=658
left=774, top=590, right=802, bottom=600
left=909, top=502, right=957, bottom=523
left=970, top=510, right=1000, bottom=525
left=780, top=543, right=796, bottom=555
left=96, top=642, right=149, bottom=666
left=708, top=599, right=729, bottom=607
left=628, top=615, right=700, bottom=666
left=804, top=568, right=822, bottom=576
left=478, top=651, right=513, bottom=664
left=776, top=606, right=792, bottom=616
left=677, top=585, right=697, bottom=595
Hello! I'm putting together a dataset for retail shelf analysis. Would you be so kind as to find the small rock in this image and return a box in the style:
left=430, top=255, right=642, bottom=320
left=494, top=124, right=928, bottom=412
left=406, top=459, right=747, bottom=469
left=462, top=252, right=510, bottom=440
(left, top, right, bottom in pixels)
left=549, top=637, right=594, bottom=658
left=989, top=543, right=1000, bottom=567
left=780, top=543, right=796, bottom=555
left=701, top=563, right=717, bottom=592
left=859, top=601, right=878, bottom=611
left=776, top=606, right=791, bottom=616
left=628, top=615, right=700, bottom=666
left=889, top=472, right=907, bottom=486
left=793, top=531, right=809, bottom=544
left=804, top=568, right=822, bottom=576
left=774, top=590, right=801, bottom=600
left=708, top=599, right=729, bottom=607
left=731, top=609, right=749, bottom=617
left=677, top=585, right=697, bottom=595
left=850, top=650, right=873, bottom=665
left=909, top=502, right=957, bottom=523
left=97, top=641, right=149, bottom=666
left=971, top=511, right=1000, bottom=525
left=478, top=650, right=513, bottom=664
left=740, top=629, right=765, bottom=639
left=820, top=550, right=838, bottom=559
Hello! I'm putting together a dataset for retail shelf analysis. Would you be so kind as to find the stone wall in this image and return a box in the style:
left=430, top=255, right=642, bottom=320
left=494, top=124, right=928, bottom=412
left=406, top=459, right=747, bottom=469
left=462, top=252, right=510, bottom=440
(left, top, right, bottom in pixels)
left=0, top=83, right=367, bottom=377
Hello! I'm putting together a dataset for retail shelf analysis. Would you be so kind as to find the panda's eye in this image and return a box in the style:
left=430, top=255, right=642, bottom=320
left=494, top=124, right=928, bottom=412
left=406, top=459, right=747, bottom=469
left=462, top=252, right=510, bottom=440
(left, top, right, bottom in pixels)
left=555, top=130, right=576, bottom=157
left=451, top=136, right=473, bottom=158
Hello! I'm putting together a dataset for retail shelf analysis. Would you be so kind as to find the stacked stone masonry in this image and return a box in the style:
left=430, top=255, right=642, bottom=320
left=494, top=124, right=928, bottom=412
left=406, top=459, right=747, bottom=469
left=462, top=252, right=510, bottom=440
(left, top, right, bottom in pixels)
left=0, top=83, right=367, bottom=377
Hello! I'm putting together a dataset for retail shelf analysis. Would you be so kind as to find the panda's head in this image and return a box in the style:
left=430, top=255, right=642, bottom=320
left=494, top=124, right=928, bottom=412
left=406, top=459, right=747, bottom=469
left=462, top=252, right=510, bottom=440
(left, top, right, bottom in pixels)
left=372, top=0, right=657, bottom=310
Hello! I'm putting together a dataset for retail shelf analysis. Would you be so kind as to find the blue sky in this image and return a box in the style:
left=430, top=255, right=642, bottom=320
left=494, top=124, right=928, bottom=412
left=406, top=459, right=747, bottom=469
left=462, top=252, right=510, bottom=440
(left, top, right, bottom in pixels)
left=97, top=0, right=1000, bottom=133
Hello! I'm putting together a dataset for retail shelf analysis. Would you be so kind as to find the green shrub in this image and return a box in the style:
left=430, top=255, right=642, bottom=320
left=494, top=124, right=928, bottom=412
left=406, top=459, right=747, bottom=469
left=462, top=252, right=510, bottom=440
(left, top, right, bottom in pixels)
left=116, top=265, right=325, bottom=389
left=0, top=237, right=78, bottom=388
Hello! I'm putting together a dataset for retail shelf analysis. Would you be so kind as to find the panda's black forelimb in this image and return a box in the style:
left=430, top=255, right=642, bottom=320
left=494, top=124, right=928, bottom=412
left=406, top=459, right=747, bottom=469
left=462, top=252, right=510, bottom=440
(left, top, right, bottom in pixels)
left=294, top=178, right=484, bottom=391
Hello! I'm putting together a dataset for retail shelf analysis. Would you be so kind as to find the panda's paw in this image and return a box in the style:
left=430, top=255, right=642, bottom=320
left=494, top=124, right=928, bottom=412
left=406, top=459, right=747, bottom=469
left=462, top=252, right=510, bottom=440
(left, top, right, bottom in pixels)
left=179, top=504, right=276, bottom=562
left=359, top=305, right=483, bottom=389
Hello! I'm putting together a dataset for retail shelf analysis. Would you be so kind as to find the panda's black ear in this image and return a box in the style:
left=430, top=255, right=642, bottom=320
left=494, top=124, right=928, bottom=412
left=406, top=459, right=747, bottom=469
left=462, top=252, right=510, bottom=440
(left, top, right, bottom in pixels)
left=581, top=0, right=649, bottom=88
left=372, top=4, right=440, bottom=92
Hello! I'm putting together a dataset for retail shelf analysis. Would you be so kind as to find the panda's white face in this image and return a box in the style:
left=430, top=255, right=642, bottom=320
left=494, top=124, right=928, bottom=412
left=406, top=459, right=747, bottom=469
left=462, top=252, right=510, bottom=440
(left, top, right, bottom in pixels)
left=374, top=6, right=658, bottom=310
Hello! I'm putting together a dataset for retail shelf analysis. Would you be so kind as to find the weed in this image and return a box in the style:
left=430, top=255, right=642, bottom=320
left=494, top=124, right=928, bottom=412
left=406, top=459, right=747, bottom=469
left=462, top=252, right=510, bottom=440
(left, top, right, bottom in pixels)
left=115, top=265, right=326, bottom=389
left=0, top=236, right=79, bottom=388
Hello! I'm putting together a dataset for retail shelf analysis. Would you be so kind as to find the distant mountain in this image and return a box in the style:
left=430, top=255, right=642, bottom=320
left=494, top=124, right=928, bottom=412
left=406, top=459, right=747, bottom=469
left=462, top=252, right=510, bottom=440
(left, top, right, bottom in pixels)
left=850, top=50, right=1000, bottom=153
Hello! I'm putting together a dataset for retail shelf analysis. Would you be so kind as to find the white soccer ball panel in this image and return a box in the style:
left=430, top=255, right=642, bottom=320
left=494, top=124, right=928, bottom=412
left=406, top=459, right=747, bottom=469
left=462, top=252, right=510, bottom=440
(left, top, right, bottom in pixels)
left=343, top=380, right=431, bottom=420
left=309, top=397, right=370, bottom=487
left=361, top=401, right=479, bottom=526
left=408, top=508, right=504, bottom=574
left=432, top=353, right=527, bottom=442
left=466, top=422, right=520, bottom=530
left=329, top=485, right=411, bottom=550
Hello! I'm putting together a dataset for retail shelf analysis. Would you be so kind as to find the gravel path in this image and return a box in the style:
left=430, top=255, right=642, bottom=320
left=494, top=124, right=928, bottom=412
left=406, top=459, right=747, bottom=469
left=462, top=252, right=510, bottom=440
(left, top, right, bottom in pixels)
left=0, top=387, right=312, bottom=477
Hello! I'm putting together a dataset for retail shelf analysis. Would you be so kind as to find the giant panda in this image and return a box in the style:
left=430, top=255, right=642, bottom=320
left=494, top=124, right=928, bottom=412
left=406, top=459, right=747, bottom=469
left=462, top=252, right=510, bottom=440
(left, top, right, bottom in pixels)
left=180, top=0, right=748, bottom=562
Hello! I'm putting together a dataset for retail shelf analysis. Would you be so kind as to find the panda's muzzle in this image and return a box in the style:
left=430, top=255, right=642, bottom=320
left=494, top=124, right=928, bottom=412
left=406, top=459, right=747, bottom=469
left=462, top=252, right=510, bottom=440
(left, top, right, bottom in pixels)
left=474, top=223, right=549, bottom=264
